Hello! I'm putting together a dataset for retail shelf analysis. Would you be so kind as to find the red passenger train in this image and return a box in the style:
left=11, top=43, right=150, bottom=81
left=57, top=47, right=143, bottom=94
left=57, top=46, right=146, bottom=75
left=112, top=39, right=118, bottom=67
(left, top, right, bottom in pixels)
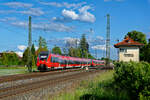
left=36, top=51, right=105, bottom=71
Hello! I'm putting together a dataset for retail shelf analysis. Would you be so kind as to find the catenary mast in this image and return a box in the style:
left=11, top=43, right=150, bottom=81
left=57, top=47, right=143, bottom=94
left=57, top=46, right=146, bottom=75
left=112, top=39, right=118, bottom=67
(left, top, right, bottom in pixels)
left=106, top=14, right=110, bottom=65
left=27, top=16, right=32, bottom=72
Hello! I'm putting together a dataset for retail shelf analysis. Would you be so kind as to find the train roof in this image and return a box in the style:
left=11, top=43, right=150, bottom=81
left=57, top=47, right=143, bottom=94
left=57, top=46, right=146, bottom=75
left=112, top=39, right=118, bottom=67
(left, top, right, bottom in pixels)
left=39, top=52, right=104, bottom=62
left=51, top=53, right=91, bottom=62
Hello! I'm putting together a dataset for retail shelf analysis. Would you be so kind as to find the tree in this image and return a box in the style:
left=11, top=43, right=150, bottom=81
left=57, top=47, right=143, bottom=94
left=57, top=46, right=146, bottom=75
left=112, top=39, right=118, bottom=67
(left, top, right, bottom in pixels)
left=36, top=36, right=48, bottom=56
left=38, top=36, right=48, bottom=49
left=68, top=47, right=74, bottom=57
left=147, top=39, right=150, bottom=62
left=79, top=34, right=89, bottom=57
left=1, top=52, right=20, bottom=65
left=2, top=53, right=8, bottom=66
left=88, top=53, right=95, bottom=59
left=80, top=34, right=89, bottom=52
left=52, top=46, right=62, bottom=55
left=31, top=44, right=35, bottom=56
left=64, top=34, right=95, bottom=59
left=142, top=40, right=150, bottom=63
left=22, top=47, right=29, bottom=65
left=126, top=30, right=147, bottom=44
left=75, top=48, right=82, bottom=57
left=31, top=44, right=36, bottom=67
left=32, top=56, right=36, bottom=67
left=23, top=44, right=37, bottom=67
left=68, top=47, right=81, bottom=57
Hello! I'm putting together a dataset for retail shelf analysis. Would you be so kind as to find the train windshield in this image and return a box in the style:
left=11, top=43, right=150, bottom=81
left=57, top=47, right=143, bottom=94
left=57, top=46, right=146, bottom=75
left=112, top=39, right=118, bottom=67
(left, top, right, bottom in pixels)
left=39, top=52, right=49, bottom=60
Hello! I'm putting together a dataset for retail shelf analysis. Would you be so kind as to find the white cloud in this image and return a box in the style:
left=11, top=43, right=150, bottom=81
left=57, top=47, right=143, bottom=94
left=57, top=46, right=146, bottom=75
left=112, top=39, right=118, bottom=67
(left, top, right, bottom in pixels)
left=17, top=45, right=27, bottom=51
left=79, top=5, right=91, bottom=13
left=0, top=8, right=44, bottom=16
left=92, top=45, right=106, bottom=51
left=15, top=51, right=23, bottom=57
left=88, top=36, right=105, bottom=45
left=0, top=17, right=16, bottom=22
left=64, top=37, right=79, bottom=43
left=52, top=17, right=71, bottom=23
left=19, top=8, right=44, bottom=16
left=0, top=10, right=16, bottom=14
left=79, top=10, right=95, bottom=23
left=33, top=23, right=73, bottom=32
left=62, top=9, right=79, bottom=20
left=39, top=2, right=86, bottom=9
left=61, top=5, right=95, bottom=23
left=35, top=46, right=39, bottom=50
left=11, top=21, right=28, bottom=27
left=42, top=2, right=62, bottom=7
left=2, top=2, right=33, bottom=8
left=11, top=21, right=73, bottom=32
left=64, top=37, right=79, bottom=48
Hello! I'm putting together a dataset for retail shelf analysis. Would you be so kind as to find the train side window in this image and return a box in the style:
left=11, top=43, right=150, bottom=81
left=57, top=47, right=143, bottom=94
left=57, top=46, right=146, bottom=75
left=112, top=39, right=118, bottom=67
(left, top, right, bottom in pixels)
left=52, top=57, right=55, bottom=63
left=51, top=57, right=59, bottom=63
left=58, top=59, right=64, bottom=64
left=71, top=60, right=74, bottom=64
left=77, top=61, right=80, bottom=64
left=68, top=60, right=71, bottom=64
left=63, top=60, right=66, bottom=64
left=62, top=60, right=65, bottom=64
left=56, top=57, right=59, bottom=63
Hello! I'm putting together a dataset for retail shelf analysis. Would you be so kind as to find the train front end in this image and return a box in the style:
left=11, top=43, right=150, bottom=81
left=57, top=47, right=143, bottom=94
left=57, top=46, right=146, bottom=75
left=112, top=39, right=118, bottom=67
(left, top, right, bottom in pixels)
left=37, top=51, right=50, bottom=71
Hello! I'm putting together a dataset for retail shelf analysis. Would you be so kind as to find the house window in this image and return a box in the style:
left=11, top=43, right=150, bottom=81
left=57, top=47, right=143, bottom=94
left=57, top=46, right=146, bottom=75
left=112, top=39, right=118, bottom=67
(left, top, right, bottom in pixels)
left=120, top=48, right=127, bottom=53
left=124, top=54, right=134, bottom=57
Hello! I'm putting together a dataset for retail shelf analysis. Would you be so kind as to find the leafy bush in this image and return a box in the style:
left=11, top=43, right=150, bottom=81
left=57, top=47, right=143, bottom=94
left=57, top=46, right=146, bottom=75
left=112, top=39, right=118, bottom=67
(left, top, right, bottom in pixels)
left=0, top=53, right=22, bottom=65
left=79, top=80, right=129, bottom=100
left=114, top=61, right=150, bottom=100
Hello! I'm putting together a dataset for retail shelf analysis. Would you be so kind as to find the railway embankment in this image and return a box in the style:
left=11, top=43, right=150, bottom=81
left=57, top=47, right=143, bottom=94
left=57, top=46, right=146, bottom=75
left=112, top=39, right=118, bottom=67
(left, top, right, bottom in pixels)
left=0, top=68, right=104, bottom=100
left=51, top=70, right=118, bottom=100
left=52, top=61, right=150, bottom=100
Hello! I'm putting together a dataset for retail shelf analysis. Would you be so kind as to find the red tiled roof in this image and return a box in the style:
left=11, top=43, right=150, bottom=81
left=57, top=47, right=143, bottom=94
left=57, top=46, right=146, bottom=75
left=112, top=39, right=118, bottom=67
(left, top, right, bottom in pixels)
left=114, top=37, right=144, bottom=48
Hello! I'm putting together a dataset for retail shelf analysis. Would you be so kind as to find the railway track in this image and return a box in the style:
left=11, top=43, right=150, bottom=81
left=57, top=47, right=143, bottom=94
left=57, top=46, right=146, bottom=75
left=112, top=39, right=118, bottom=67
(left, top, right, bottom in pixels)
left=0, top=68, right=84, bottom=84
left=0, top=69, right=102, bottom=99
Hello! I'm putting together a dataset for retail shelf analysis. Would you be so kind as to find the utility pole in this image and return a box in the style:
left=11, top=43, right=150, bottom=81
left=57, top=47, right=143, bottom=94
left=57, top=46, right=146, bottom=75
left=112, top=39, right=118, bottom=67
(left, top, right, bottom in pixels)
left=106, top=14, right=110, bottom=66
left=27, top=16, right=32, bottom=72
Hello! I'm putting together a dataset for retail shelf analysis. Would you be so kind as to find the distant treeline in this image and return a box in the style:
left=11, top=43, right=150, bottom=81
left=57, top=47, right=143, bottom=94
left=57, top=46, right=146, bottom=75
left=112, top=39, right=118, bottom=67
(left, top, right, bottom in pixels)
left=0, top=52, right=22, bottom=66
left=0, top=34, right=95, bottom=66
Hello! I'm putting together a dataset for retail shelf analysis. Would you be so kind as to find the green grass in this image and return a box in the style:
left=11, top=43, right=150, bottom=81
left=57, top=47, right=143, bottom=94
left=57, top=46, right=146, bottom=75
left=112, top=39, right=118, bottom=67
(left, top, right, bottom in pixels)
left=0, top=66, right=38, bottom=76
left=52, top=70, right=130, bottom=100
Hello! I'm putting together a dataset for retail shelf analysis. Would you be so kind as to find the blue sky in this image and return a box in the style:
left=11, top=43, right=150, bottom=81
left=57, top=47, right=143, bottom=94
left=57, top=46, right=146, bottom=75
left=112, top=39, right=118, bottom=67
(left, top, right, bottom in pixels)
left=0, top=0, right=150, bottom=59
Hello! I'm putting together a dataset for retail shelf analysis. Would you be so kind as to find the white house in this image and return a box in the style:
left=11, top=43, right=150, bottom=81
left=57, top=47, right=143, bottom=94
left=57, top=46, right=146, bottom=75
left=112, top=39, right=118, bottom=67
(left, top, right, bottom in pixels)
left=114, top=37, right=144, bottom=62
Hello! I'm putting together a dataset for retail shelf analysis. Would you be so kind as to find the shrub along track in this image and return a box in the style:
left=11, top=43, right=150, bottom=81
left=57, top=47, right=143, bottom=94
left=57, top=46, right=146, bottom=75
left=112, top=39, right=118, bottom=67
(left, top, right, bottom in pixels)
left=0, top=67, right=103, bottom=99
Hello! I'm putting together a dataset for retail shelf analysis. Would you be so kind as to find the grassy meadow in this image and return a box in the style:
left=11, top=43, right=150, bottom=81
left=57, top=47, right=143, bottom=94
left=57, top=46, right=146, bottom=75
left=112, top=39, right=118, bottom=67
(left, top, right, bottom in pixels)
left=0, top=66, right=38, bottom=76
